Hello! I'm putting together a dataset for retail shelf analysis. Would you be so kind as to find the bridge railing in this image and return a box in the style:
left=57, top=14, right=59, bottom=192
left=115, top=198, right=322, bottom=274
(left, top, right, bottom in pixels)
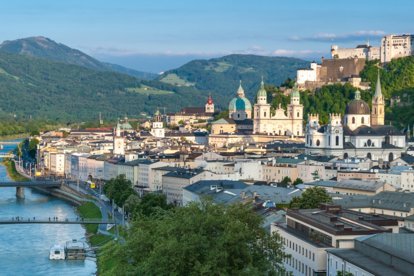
left=0, top=216, right=115, bottom=224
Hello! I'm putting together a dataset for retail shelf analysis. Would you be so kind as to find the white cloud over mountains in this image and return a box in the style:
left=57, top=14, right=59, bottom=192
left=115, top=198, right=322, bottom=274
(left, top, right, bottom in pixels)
left=290, top=30, right=386, bottom=42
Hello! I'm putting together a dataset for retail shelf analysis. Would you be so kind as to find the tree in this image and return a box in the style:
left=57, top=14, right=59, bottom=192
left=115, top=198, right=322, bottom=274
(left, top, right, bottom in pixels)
left=103, top=175, right=135, bottom=207
left=28, top=138, right=39, bottom=159
left=293, top=178, right=304, bottom=186
left=101, top=201, right=288, bottom=275
left=289, top=187, right=332, bottom=209
left=280, top=176, right=292, bottom=185
left=337, top=272, right=353, bottom=276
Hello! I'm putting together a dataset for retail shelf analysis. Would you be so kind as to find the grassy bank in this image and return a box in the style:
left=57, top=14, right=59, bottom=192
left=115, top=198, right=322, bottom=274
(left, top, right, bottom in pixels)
left=2, top=159, right=29, bottom=181
left=76, top=202, right=113, bottom=247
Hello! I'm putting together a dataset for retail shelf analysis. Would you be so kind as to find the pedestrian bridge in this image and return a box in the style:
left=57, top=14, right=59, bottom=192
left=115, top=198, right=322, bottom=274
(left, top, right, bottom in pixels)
left=0, top=180, right=63, bottom=199
left=0, top=217, right=115, bottom=225
left=0, top=180, right=62, bottom=188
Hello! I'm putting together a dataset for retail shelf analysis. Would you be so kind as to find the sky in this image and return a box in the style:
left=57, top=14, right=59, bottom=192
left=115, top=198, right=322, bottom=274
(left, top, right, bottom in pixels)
left=0, top=0, right=413, bottom=73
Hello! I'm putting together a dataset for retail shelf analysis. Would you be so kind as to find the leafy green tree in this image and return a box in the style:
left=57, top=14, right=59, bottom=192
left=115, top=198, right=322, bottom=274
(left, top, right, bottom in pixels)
left=103, top=175, right=135, bottom=206
left=280, top=176, right=292, bottom=185
left=337, top=271, right=353, bottom=276
left=28, top=138, right=39, bottom=159
left=293, top=178, right=304, bottom=186
left=214, top=110, right=229, bottom=120
left=289, top=187, right=332, bottom=209
left=101, top=201, right=288, bottom=275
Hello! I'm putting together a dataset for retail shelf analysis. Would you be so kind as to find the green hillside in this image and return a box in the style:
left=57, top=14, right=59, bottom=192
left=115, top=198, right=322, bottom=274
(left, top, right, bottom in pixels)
left=360, top=57, right=414, bottom=128
left=0, top=51, right=205, bottom=121
left=158, top=54, right=308, bottom=106
left=0, top=36, right=156, bottom=80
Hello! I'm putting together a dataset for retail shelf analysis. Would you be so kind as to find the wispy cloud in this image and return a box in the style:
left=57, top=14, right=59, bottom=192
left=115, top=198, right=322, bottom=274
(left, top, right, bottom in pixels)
left=81, top=45, right=324, bottom=59
left=271, top=49, right=324, bottom=57
left=290, top=30, right=386, bottom=43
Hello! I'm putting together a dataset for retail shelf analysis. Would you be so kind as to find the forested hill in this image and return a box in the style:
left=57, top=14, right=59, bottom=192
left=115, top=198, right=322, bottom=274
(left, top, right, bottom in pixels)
left=0, top=36, right=156, bottom=80
left=0, top=51, right=206, bottom=121
left=360, top=57, right=414, bottom=128
left=158, top=54, right=308, bottom=100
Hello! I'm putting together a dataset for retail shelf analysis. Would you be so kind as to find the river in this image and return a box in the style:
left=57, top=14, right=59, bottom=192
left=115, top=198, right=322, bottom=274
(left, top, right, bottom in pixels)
left=0, top=142, right=96, bottom=275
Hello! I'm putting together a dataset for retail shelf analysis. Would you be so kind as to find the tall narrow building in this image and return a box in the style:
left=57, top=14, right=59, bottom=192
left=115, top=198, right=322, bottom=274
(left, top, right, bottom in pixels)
left=113, top=121, right=125, bottom=155
left=371, top=72, right=385, bottom=126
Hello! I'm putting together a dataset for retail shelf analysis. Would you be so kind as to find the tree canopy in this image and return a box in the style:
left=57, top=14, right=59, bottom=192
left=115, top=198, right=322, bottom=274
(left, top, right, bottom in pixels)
left=289, top=187, right=332, bottom=209
left=99, top=201, right=288, bottom=275
left=103, top=175, right=135, bottom=207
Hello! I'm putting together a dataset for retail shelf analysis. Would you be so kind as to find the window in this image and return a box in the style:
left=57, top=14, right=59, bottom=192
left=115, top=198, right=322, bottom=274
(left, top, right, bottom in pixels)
left=352, top=117, right=355, bottom=124
left=361, top=117, right=365, bottom=124
left=297, top=112, right=300, bottom=118
left=264, top=111, right=267, bottom=117
left=316, top=139, right=320, bottom=146
left=335, top=135, right=339, bottom=146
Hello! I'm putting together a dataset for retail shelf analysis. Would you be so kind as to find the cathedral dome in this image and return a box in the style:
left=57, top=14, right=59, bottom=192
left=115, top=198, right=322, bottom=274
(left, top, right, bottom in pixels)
left=345, top=90, right=370, bottom=115
left=229, top=81, right=252, bottom=112
left=229, top=97, right=252, bottom=112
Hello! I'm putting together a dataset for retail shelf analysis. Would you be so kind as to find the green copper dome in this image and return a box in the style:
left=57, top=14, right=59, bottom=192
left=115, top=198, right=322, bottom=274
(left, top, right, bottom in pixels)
left=291, top=83, right=300, bottom=98
left=229, top=97, right=252, bottom=111
left=257, top=79, right=267, bottom=98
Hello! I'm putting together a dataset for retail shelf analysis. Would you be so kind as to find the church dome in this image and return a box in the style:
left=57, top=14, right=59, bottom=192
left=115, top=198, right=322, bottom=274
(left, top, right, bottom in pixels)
left=345, top=90, right=370, bottom=115
left=229, top=81, right=252, bottom=112
left=229, top=97, right=252, bottom=112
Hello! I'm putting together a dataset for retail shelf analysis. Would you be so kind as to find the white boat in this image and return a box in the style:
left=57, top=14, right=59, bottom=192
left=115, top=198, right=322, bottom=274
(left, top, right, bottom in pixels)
left=49, top=244, right=65, bottom=260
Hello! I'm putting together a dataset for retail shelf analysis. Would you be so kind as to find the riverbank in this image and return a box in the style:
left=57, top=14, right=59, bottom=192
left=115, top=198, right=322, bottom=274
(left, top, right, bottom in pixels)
left=76, top=202, right=114, bottom=247
left=2, top=159, right=29, bottom=182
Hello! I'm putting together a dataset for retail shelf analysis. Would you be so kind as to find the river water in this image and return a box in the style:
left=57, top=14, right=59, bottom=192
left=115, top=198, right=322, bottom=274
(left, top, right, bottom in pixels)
left=0, top=142, right=96, bottom=275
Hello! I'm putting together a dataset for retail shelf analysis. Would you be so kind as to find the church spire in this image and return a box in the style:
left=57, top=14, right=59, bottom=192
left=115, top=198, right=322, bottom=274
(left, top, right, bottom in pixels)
left=237, top=80, right=245, bottom=97
left=371, top=70, right=385, bottom=126
left=374, top=70, right=383, bottom=98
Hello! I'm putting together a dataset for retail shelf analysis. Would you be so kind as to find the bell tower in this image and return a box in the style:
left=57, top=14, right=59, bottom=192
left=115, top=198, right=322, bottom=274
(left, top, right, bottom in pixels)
left=371, top=72, right=385, bottom=126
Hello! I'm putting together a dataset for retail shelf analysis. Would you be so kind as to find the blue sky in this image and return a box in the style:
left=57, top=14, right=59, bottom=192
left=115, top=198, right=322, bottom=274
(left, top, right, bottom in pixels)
left=0, top=0, right=413, bottom=72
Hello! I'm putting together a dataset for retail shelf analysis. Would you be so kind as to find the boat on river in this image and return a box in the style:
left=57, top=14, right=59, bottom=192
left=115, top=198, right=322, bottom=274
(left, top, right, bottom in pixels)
left=65, top=239, right=87, bottom=260
left=49, top=244, right=65, bottom=260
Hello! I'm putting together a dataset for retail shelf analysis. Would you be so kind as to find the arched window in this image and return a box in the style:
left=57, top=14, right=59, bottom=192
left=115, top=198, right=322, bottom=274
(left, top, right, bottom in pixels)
left=344, top=153, right=348, bottom=159
left=361, top=117, right=365, bottom=124
left=335, top=135, right=339, bottom=146
left=389, top=153, right=394, bottom=162
left=328, top=135, right=331, bottom=146
left=264, top=111, right=267, bottom=117
left=352, top=117, right=355, bottom=124
left=374, top=107, right=377, bottom=115
left=297, top=112, right=300, bottom=118
left=367, top=139, right=372, bottom=147
left=316, top=139, right=320, bottom=146
left=367, top=153, right=372, bottom=160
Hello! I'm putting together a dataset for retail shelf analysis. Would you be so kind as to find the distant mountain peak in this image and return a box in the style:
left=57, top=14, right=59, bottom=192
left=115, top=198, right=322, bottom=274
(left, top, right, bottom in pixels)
left=0, top=36, right=156, bottom=79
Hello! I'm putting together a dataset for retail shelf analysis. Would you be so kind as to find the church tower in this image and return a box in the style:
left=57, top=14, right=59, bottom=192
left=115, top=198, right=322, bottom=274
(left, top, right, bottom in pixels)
left=113, top=121, right=125, bottom=155
left=371, top=72, right=385, bottom=126
left=205, top=95, right=214, bottom=113
left=253, top=78, right=271, bottom=134
left=288, top=84, right=304, bottom=136
left=151, top=109, right=165, bottom=138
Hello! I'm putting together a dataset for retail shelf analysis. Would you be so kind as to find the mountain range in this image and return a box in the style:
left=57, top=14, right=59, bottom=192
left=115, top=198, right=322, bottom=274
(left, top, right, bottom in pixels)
left=0, top=36, right=308, bottom=122
left=0, top=36, right=157, bottom=80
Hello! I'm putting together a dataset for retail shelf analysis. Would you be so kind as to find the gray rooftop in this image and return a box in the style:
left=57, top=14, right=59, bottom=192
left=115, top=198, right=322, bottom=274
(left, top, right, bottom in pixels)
left=327, top=233, right=414, bottom=276
left=334, top=191, right=414, bottom=212
left=307, top=179, right=387, bottom=192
